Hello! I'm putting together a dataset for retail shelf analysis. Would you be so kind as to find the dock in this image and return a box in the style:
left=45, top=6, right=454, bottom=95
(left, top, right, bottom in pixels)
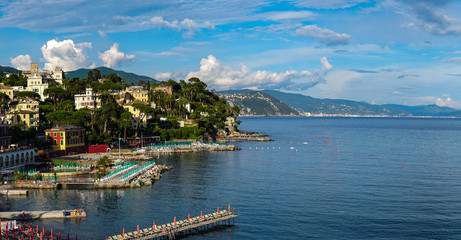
left=0, top=189, right=28, bottom=195
left=0, top=210, right=86, bottom=220
left=108, top=207, right=238, bottom=240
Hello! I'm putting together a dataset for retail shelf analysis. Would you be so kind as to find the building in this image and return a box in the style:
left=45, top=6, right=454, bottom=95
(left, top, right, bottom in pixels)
left=0, top=121, right=35, bottom=171
left=45, top=125, right=86, bottom=155
left=0, top=83, right=14, bottom=100
left=74, top=88, right=101, bottom=110
left=0, top=121, right=11, bottom=147
left=152, top=86, right=173, bottom=95
left=122, top=102, right=148, bottom=129
left=22, top=63, right=64, bottom=101
left=126, top=86, right=149, bottom=103
left=6, top=98, right=40, bottom=129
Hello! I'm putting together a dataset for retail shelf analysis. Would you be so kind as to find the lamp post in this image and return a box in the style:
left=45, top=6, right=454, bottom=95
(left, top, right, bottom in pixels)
left=118, top=134, right=121, bottom=159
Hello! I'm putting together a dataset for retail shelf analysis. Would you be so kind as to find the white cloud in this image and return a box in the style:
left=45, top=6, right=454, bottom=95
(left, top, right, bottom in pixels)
left=436, top=97, right=461, bottom=108
left=399, top=1, right=461, bottom=36
left=291, top=0, right=369, bottom=9
left=185, top=55, right=332, bottom=90
left=41, top=39, right=95, bottom=71
left=10, top=54, right=32, bottom=70
left=295, top=25, right=351, bottom=45
left=98, top=43, right=135, bottom=68
left=261, top=11, right=315, bottom=21
left=154, top=71, right=185, bottom=81
left=150, top=17, right=215, bottom=38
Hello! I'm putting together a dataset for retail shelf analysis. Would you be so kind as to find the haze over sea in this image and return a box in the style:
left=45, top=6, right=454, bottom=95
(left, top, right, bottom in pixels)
left=2, top=117, right=461, bottom=239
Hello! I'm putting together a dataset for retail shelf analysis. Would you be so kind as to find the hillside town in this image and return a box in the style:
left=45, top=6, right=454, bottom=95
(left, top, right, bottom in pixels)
left=0, top=63, right=241, bottom=179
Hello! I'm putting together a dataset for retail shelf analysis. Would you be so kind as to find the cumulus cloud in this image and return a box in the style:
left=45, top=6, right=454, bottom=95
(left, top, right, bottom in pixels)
left=98, top=43, right=135, bottom=68
left=10, top=54, right=32, bottom=70
left=185, top=55, right=332, bottom=90
left=436, top=96, right=461, bottom=108
left=295, top=25, right=351, bottom=45
left=150, top=17, right=215, bottom=38
left=41, top=39, right=95, bottom=71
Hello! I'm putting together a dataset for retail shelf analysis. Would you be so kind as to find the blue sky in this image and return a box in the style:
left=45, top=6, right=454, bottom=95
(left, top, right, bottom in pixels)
left=1, top=0, right=461, bottom=108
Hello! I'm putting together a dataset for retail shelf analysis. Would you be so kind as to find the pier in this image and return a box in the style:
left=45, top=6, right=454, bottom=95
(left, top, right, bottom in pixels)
left=108, top=207, right=238, bottom=240
left=0, top=210, right=86, bottom=220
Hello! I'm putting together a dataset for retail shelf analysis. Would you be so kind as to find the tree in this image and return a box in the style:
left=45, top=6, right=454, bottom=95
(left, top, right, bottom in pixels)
left=43, top=86, right=72, bottom=111
left=118, top=111, right=132, bottom=142
left=0, top=92, right=10, bottom=113
left=97, top=156, right=112, bottom=177
left=15, top=91, right=41, bottom=101
left=131, top=102, right=154, bottom=136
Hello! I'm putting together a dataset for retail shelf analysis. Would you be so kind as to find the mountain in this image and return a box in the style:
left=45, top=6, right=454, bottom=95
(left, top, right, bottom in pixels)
left=382, top=104, right=456, bottom=116
left=221, top=89, right=460, bottom=117
left=219, top=91, right=299, bottom=116
left=263, top=90, right=408, bottom=116
left=66, top=67, right=157, bottom=84
left=0, top=65, right=20, bottom=74
left=219, top=89, right=254, bottom=94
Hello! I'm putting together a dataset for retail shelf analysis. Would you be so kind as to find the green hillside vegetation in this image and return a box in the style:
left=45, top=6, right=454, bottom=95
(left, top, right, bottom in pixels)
left=66, top=67, right=157, bottom=85
left=4, top=69, right=238, bottom=148
left=222, top=91, right=298, bottom=116
left=0, top=65, right=21, bottom=74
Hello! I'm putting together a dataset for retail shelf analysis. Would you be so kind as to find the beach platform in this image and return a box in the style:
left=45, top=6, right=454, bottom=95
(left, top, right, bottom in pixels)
left=0, top=189, right=28, bottom=195
left=107, top=207, right=238, bottom=240
left=0, top=210, right=86, bottom=220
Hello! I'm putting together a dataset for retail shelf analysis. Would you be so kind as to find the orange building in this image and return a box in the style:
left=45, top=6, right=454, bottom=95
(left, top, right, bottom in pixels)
left=45, top=125, right=86, bottom=155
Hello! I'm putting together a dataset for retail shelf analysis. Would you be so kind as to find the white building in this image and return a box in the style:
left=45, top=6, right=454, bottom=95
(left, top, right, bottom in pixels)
left=26, top=74, right=51, bottom=101
left=20, top=63, right=64, bottom=101
left=74, top=88, right=101, bottom=110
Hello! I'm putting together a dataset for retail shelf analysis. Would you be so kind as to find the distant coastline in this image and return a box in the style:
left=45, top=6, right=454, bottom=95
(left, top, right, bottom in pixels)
left=238, top=114, right=458, bottom=118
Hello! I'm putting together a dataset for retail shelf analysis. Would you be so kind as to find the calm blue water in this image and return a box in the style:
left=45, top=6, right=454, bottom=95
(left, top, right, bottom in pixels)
left=2, top=117, right=461, bottom=239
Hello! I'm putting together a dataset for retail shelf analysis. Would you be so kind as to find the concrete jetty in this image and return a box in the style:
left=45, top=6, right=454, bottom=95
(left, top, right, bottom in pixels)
left=0, top=189, right=28, bottom=195
left=0, top=210, right=86, bottom=220
left=107, top=207, right=238, bottom=240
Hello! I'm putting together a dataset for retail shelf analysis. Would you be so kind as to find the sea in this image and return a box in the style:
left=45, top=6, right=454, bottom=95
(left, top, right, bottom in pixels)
left=2, top=117, right=461, bottom=239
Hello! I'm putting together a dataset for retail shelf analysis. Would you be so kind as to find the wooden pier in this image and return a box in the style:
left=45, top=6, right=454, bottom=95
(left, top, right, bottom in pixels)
left=108, top=207, right=238, bottom=240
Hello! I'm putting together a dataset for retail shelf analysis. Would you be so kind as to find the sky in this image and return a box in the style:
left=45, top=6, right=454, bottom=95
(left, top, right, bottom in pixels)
left=1, top=0, right=461, bottom=108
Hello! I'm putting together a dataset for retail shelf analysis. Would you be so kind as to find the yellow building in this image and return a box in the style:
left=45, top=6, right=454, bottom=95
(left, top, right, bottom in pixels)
left=122, top=102, right=148, bottom=129
left=0, top=83, right=14, bottom=100
left=6, top=110, right=39, bottom=129
left=45, top=125, right=85, bottom=152
left=126, top=86, right=148, bottom=103
left=6, top=98, right=40, bottom=129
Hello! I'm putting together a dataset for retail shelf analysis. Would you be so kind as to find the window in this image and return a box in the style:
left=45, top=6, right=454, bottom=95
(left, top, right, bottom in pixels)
left=54, top=133, right=56, bottom=137
left=60, top=140, right=63, bottom=145
left=60, top=133, right=63, bottom=137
